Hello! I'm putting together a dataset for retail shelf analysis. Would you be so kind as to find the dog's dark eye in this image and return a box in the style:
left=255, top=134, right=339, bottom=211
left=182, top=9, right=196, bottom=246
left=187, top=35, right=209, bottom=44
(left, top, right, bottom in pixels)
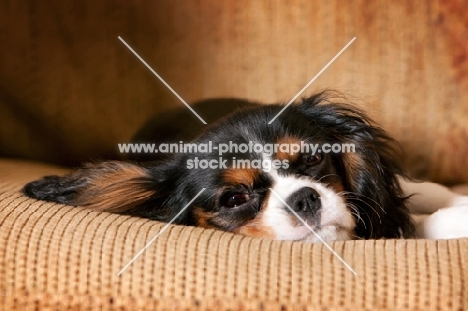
left=224, top=193, right=250, bottom=208
left=305, top=154, right=322, bottom=166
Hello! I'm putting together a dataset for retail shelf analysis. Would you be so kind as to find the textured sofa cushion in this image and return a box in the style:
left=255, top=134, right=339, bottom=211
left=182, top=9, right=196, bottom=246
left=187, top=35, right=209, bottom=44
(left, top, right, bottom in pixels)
left=0, top=158, right=467, bottom=310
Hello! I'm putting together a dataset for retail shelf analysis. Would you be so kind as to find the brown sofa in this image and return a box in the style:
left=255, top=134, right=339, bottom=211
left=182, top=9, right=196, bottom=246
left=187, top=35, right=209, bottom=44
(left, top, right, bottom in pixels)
left=1, top=1, right=468, bottom=310
left=1, top=158, right=467, bottom=310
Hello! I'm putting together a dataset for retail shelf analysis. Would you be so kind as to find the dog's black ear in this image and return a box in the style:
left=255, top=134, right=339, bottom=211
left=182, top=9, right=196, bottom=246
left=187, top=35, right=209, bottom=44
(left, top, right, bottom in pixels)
left=22, top=161, right=188, bottom=223
left=298, top=91, right=414, bottom=239
left=338, top=139, right=414, bottom=239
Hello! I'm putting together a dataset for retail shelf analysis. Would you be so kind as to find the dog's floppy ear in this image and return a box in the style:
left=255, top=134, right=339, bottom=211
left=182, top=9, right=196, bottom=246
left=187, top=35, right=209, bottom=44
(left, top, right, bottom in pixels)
left=298, top=91, right=414, bottom=239
left=22, top=161, right=185, bottom=222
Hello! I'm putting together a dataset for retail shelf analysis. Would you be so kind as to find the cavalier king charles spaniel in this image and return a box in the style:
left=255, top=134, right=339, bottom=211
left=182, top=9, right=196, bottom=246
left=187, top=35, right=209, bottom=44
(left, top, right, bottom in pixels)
left=23, top=91, right=468, bottom=242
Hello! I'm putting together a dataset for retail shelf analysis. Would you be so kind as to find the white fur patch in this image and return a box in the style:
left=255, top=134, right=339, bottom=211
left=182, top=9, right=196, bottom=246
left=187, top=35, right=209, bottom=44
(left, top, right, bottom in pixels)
left=401, top=177, right=468, bottom=239
left=263, top=170, right=355, bottom=242
left=413, top=205, right=468, bottom=239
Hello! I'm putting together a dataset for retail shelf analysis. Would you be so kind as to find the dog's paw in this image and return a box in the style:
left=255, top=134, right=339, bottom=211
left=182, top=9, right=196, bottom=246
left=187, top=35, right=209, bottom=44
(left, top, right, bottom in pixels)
left=452, top=195, right=468, bottom=207
left=418, top=205, right=468, bottom=239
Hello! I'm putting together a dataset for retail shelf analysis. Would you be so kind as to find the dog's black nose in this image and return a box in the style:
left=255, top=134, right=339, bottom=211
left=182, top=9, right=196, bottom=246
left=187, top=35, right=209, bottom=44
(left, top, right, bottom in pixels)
left=288, top=187, right=321, bottom=214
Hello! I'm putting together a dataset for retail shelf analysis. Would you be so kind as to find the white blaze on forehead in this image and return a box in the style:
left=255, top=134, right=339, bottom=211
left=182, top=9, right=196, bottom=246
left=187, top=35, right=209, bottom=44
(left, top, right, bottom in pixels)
left=263, top=169, right=355, bottom=242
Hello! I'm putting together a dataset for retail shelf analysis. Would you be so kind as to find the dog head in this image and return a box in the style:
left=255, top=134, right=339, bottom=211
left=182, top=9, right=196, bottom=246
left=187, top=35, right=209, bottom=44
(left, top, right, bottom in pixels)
left=23, top=92, right=414, bottom=242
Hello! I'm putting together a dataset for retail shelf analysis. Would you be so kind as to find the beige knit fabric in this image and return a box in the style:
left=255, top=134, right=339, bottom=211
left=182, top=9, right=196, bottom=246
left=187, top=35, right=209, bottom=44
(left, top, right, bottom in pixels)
left=0, top=158, right=467, bottom=311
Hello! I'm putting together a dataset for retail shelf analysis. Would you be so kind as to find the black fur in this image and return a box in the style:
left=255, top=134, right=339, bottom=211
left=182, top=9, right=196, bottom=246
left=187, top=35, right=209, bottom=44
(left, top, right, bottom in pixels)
left=23, top=91, right=414, bottom=240
left=297, top=93, right=413, bottom=238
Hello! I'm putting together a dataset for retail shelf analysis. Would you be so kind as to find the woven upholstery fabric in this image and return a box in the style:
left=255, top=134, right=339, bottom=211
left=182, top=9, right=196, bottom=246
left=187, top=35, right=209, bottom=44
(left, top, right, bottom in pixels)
left=0, top=158, right=467, bottom=311
left=1, top=0, right=468, bottom=183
